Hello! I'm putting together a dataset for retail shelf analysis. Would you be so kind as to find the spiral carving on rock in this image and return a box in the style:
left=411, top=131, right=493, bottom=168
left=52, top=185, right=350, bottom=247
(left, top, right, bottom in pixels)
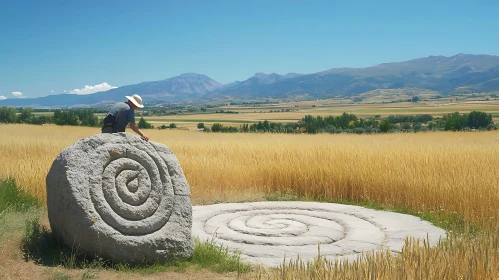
left=46, top=133, right=193, bottom=264
left=91, top=145, right=174, bottom=236
left=192, top=202, right=446, bottom=267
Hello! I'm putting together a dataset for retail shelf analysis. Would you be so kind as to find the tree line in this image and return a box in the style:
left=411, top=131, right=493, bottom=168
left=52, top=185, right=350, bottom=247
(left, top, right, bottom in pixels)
left=0, top=107, right=153, bottom=129
left=0, top=107, right=103, bottom=126
left=0, top=106, right=495, bottom=134
left=205, top=111, right=495, bottom=134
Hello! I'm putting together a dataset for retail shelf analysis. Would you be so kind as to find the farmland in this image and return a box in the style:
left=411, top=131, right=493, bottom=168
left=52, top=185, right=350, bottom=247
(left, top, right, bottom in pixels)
left=141, top=93, right=499, bottom=129
left=1, top=124, right=498, bottom=225
left=17, top=91, right=499, bottom=130
left=1, top=113, right=499, bottom=278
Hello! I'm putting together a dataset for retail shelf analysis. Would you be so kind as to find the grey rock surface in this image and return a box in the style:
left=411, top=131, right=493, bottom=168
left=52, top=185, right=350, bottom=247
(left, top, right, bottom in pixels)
left=192, top=202, right=446, bottom=267
left=46, top=133, right=193, bottom=264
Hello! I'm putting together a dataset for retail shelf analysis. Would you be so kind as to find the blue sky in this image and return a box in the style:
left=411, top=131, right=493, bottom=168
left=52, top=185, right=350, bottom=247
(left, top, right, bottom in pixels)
left=1, top=0, right=498, bottom=98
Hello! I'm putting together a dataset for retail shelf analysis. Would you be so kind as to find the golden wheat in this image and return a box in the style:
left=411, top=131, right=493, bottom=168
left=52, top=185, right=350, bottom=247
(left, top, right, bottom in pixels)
left=2, top=124, right=499, bottom=279
left=1, top=124, right=499, bottom=226
left=255, top=230, right=499, bottom=279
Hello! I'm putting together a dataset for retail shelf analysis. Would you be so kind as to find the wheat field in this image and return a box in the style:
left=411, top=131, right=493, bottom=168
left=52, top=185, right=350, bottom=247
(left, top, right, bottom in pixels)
left=1, top=124, right=499, bottom=278
left=1, top=124, right=498, bottom=226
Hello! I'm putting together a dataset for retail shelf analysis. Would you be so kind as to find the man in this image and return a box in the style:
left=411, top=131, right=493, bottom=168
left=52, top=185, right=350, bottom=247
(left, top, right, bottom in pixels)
left=101, top=94, right=149, bottom=142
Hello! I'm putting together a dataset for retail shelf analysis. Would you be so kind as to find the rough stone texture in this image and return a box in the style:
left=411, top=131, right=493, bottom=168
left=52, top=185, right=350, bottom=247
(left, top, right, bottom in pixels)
left=192, top=202, right=446, bottom=267
left=46, top=133, right=193, bottom=264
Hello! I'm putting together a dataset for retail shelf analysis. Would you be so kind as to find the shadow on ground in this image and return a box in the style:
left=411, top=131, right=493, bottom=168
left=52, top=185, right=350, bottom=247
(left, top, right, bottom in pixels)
left=20, top=218, right=108, bottom=269
left=21, top=218, right=253, bottom=275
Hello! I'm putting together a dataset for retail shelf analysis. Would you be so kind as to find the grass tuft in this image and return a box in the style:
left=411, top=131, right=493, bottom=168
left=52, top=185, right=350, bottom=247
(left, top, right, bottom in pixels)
left=0, top=178, right=40, bottom=213
left=0, top=179, right=41, bottom=238
left=191, top=238, right=252, bottom=273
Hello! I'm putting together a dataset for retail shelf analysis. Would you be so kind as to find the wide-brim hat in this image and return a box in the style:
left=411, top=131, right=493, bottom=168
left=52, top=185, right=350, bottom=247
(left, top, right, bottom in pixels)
left=126, top=94, right=144, bottom=108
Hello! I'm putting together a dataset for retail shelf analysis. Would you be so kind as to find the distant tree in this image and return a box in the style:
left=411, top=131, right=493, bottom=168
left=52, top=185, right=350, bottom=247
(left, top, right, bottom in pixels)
left=138, top=117, right=154, bottom=129
left=427, top=121, right=438, bottom=130
left=415, top=114, right=433, bottom=123
left=53, top=110, right=78, bottom=126
left=413, top=122, right=422, bottom=131
left=0, top=106, right=17, bottom=123
left=197, top=122, right=205, bottom=129
left=262, top=120, right=270, bottom=130
left=467, top=111, right=492, bottom=129
left=169, top=123, right=176, bottom=129
left=411, top=96, right=420, bottom=102
left=379, top=119, right=392, bottom=133
left=200, top=107, right=207, bottom=112
left=443, top=112, right=467, bottom=131
left=73, top=108, right=98, bottom=126
left=401, top=122, right=412, bottom=130
left=18, top=107, right=33, bottom=123
left=486, top=123, right=498, bottom=131
left=30, top=115, right=50, bottom=125
left=240, top=123, right=249, bottom=132
left=211, top=123, right=223, bottom=132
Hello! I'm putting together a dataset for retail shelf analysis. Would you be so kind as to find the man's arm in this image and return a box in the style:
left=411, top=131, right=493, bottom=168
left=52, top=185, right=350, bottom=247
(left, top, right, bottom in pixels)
left=129, top=122, right=149, bottom=142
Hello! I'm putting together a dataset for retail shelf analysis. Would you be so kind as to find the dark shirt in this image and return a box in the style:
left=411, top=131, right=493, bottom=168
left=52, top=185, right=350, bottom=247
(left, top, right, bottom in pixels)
left=106, top=102, right=135, bottom=132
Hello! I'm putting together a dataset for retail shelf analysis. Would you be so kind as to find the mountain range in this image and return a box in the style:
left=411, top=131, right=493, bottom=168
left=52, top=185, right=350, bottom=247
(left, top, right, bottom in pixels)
left=2, top=53, right=499, bottom=107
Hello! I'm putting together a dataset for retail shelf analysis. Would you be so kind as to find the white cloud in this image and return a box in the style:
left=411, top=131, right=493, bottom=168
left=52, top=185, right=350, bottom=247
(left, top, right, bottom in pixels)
left=68, top=82, right=118, bottom=95
left=51, top=90, right=54, bottom=93
left=12, top=91, right=23, bottom=97
left=0, top=95, right=6, bottom=100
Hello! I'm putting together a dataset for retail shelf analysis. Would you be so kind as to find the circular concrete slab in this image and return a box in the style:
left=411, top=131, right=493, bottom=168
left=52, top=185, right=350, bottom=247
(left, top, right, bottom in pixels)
left=192, top=201, right=446, bottom=267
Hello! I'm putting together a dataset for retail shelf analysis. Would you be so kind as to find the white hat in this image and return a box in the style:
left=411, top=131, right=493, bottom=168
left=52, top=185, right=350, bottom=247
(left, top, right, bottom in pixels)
left=126, top=94, right=144, bottom=108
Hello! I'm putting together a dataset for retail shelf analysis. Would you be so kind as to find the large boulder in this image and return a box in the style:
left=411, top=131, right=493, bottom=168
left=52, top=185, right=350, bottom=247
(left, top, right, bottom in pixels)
left=46, top=133, right=193, bottom=264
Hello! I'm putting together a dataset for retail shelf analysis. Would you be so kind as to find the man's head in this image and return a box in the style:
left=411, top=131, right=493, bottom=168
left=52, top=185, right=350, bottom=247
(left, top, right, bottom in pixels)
left=126, top=94, right=144, bottom=110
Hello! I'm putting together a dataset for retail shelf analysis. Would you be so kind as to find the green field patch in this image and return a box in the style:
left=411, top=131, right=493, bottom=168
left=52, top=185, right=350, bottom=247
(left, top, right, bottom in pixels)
left=145, top=118, right=259, bottom=124
left=32, top=112, right=54, bottom=116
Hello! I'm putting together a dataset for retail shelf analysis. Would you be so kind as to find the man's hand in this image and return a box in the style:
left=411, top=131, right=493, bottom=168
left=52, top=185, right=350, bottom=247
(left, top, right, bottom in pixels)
left=130, top=122, right=150, bottom=142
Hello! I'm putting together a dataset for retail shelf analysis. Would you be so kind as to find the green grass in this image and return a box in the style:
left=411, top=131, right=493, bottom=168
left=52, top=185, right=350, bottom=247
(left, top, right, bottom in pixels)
left=146, top=118, right=258, bottom=124
left=42, top=269, right=73, bottom=280
left=0, top=178, right=40, bottom=213
left=0, top=208, right=40, bottom=239
left=0, top=179, right=41, bottom=238
left=48, top=272, right=71, bottom=280
left=81, top=270, right=98, bottom=279
left=190, top=239, right=251, bottom=273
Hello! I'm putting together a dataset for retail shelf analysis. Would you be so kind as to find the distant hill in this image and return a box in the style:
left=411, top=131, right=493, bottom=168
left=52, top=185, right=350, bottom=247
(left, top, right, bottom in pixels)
left=1, top=54, right=499, bottom=107
left=206, top=54, right=499, bottom=99
left=0, top=73, right=222, bottom=107
left=205, top=72, right=304, bottom=99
